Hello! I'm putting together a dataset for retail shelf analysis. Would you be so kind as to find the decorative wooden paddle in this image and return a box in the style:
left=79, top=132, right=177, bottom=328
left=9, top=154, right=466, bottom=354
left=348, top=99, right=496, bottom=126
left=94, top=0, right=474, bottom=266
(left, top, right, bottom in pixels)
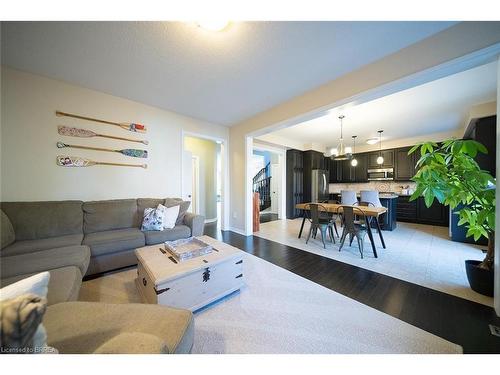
left=57, top=155, right=147, bottom=169
left=56, top=141, right=148, bottom=158
left=58, top=126, right=148, bottom=145
left=56, top=111, right=147, bottom=133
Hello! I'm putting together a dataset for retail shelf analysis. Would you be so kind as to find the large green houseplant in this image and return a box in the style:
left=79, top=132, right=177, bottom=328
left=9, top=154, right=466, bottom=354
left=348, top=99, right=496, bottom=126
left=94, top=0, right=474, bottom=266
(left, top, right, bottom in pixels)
left=409, top=139, right=495, bottom=295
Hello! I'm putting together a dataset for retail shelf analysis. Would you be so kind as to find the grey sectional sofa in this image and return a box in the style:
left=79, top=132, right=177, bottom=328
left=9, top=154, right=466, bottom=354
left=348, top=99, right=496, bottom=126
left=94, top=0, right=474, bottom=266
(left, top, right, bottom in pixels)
left=0, top=197, right=202, bottom=353
left=1, top=198, right=204, bottom=278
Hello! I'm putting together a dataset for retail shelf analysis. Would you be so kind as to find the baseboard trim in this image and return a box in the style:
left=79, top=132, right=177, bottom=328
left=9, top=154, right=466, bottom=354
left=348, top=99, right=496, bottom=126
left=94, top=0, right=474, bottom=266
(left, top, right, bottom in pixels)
left=227, top=227, right=250, bottom=236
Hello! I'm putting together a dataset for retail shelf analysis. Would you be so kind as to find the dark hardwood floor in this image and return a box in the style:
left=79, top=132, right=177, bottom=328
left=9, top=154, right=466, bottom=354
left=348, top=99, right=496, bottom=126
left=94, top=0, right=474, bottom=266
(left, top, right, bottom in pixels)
left=203, top=226, right=500, bottom=354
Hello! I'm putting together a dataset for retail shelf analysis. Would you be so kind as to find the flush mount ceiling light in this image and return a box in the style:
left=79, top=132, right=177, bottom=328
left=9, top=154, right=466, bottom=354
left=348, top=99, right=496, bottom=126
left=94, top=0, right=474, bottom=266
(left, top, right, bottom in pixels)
left=197, top=21, right=230, bottom=31
left=331, top=115, right=352, bottom=161
left=366, top=138, right=379, bottom=145
left=376, top=130, right=384, bottom=165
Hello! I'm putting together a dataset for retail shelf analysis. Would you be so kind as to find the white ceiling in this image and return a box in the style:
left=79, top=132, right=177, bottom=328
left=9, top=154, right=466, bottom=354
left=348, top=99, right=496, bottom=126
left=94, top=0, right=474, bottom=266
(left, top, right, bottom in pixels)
left=259, top=61, right=498, bottom=148
left=1, top=21, right=456, bottom=126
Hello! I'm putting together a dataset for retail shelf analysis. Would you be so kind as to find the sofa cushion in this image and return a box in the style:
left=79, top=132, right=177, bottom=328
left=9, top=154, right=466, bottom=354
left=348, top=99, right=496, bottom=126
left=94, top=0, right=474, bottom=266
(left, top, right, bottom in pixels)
left=1, top=209, right=15, bottom=249
left=164, top=198, right=191, bottom=225
left=82, top=228, right=145, bottom=257
left=137, top=198, right=166, bottom=225
left=1, top=201, right=83, bottom=241
left=1, top=266, right=83, bottom=306
left=43, top=302, right=194, bottom=354
left=0, top=245, right=90, bottom=279
left=143, top=225, right=191, bottom=245
left=83, top=199, right=138, bottom=234
left=1, top=234, right=84, bottom=257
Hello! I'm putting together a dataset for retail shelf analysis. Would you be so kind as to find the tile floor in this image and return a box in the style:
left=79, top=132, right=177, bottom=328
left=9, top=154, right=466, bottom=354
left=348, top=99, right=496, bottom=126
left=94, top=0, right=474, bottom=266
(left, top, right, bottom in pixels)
left=254, top=219, right=493, bottom=306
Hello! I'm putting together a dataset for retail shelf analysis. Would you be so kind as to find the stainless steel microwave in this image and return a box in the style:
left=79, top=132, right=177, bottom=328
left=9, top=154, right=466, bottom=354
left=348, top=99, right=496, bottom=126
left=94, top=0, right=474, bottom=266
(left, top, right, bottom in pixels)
left=367, top=168, right=394, bottom=181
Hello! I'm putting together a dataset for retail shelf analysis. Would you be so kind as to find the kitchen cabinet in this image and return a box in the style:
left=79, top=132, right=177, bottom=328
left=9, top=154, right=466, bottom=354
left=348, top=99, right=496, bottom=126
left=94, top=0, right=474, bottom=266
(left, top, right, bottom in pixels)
left=395, top=147, right=416, bottom=181
left=340, top=159, right=355, bottom=182
left=329, top=158, right=341, bottom=183
left=368, top=150, right=394, bottom=169
left=286, top=149, right=304, bottom=219
left=303, top=150, right=326, bottom=204
left=396, top=196, right=449, bottom=226
left=354, top=153, right=368, bottom=182
left=464, top=115, right=496, bottom=177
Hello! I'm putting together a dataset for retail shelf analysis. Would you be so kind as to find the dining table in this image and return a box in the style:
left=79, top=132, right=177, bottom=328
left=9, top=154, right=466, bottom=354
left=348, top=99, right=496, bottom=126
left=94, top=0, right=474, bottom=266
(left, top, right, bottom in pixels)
left=295, top=202, right=388, bottom=258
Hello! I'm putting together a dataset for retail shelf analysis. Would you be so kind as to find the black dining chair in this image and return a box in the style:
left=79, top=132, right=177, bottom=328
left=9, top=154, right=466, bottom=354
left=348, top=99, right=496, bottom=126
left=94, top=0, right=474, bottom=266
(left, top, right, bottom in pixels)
left=339, top=205, right=368, bottom=258
left=304, top=203, right=336, bottom=249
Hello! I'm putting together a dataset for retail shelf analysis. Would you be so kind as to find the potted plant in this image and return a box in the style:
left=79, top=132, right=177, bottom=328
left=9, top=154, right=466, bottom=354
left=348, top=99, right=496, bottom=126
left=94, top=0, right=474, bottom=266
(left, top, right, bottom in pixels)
left=409, top=139, right=495, bottom=296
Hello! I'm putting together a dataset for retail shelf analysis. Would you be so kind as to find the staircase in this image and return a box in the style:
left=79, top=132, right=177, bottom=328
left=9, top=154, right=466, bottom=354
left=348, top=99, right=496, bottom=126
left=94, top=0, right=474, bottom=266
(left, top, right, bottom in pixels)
left=253, top=162, right=272, bottom=211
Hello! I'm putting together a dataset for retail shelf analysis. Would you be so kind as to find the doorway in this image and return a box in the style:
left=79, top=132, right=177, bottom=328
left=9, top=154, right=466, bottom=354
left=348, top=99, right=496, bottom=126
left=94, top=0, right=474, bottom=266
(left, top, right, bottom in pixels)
left=183, top=134, right=227, bottom=237
left=252, top=144, right=286, bottom=226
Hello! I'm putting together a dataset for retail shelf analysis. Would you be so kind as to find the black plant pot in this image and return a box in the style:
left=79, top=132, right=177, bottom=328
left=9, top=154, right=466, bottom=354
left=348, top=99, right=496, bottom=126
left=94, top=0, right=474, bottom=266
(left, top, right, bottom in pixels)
left=465, top=260, right=494, bottom=297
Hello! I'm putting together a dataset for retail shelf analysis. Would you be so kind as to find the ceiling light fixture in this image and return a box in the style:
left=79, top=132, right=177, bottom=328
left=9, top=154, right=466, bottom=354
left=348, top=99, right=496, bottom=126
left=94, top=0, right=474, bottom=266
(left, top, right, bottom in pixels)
left=332, top=115, right=352, bottom=161
left=197, top=21, right=230, bottom=32
left=376, top=130, right=384, bottom=165
left=351, top=136, right=358, bottom=167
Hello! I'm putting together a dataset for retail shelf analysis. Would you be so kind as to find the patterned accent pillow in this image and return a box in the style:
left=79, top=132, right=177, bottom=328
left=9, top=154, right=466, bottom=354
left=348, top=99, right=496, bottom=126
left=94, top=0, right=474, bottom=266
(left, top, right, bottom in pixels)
left=141, top=204, right=167, bottom=231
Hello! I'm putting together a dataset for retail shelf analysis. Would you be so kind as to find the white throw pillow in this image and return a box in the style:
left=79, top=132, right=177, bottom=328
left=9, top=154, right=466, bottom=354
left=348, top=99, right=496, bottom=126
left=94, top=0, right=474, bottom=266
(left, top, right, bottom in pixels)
left=163, top=204, right=180, bottom=229
left=0, top=272, right=50, bottom=352
left=141, top=204, right=167, bottom=231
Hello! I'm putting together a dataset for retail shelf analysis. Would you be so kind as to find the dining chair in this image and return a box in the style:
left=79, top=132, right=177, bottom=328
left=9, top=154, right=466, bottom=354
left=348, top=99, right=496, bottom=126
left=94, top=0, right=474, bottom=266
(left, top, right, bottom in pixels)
left=339, top=205, right=368, bottom=258
left=341, top=190, right=358, bottom=205
left=304, top=203, right=336, bottom=249
left=360, top=190, right=383, bottom=207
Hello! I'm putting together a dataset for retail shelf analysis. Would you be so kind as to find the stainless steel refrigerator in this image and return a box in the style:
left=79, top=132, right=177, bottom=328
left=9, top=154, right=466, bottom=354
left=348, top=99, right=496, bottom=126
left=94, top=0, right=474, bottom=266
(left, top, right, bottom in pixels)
left=311, top=169, right=329, bottom=202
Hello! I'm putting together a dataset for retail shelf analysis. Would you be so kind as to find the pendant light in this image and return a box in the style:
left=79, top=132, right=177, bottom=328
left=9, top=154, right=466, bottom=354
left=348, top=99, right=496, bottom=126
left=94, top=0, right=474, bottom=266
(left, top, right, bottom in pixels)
left=332, top=115, right=352, bottom=161
left=376, top=130, right=384, bottom=165
left=351, top=136, right=358, bottom=166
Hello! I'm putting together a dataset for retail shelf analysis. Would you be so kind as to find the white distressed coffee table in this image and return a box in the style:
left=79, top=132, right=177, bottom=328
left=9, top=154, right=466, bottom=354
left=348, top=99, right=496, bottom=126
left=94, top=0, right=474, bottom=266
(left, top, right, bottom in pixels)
left=135, top=235, right=245, bottom=311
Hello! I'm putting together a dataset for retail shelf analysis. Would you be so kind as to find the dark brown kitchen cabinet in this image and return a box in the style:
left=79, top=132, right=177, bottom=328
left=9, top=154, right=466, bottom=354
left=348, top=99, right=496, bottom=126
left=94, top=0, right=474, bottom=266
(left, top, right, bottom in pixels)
left=368, top=150, right=394, bottom=168
left=395, top=147, right=416, bottom=181
left=354, top=153, right=368, bottom=182
left=396, top=196, right=449, bottom=226
left=329, top=158, right=341, bottom=183
left=286, top=149, right=304, bottom=219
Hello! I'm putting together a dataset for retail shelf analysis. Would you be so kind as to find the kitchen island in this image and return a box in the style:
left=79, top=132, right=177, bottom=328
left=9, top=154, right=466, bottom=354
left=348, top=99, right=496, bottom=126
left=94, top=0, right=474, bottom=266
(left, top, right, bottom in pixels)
left=329, top=192, right=398, bottom=231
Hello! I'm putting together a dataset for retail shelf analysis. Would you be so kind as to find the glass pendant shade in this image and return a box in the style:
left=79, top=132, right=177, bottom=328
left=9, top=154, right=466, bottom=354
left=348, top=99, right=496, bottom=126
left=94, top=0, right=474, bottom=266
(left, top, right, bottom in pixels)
left=350, top=135, right=358, bottom=166
left=376, top=130, right=384, bottom=165
left=332, top=115, right=352, bottom=161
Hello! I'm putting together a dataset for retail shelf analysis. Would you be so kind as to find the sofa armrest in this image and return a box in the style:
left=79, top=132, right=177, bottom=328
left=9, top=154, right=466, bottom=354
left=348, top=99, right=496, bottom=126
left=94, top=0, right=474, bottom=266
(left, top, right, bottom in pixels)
left=183, top=213, right=205, bottom=237
left=93, top=332, right=169, bottom=354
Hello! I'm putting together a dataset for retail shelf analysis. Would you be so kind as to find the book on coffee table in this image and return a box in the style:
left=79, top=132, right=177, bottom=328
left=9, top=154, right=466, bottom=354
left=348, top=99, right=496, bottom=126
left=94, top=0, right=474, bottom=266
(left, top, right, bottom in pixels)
left=164, top=237, right=213, bottom=262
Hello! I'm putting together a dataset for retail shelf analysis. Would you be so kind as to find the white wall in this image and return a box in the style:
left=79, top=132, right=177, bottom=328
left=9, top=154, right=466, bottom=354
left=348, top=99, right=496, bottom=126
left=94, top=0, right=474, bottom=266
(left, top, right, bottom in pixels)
left=0, top=67, right=228, bottom=202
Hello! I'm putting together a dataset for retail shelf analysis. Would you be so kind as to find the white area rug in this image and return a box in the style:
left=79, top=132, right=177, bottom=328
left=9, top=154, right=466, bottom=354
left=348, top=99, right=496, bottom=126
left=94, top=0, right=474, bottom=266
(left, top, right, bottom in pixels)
left=79, top=252, right=462, bottom=354
left=254, top=219, right=492, bottom=307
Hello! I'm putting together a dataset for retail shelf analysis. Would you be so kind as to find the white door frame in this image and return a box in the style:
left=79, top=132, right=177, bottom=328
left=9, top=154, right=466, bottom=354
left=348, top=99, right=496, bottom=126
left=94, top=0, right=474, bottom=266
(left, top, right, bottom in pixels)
left=191, top=155, right=200, bottom=215
left=253, top=142, right=286, bottom=220
left=243, top=44, right=500, bottom=236
left=182, top=131, right=229, bottom=231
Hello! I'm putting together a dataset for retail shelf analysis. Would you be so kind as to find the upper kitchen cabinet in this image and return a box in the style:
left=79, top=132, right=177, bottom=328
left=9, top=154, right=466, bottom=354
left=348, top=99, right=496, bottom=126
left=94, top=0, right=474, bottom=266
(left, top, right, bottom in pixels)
left=354, top=153, right=368, bottom=182
left=368, top=150, right=394, bottom=169
left=464, top=115, right=496, bottom=177
left=395, top=147, right=416, bottom=181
